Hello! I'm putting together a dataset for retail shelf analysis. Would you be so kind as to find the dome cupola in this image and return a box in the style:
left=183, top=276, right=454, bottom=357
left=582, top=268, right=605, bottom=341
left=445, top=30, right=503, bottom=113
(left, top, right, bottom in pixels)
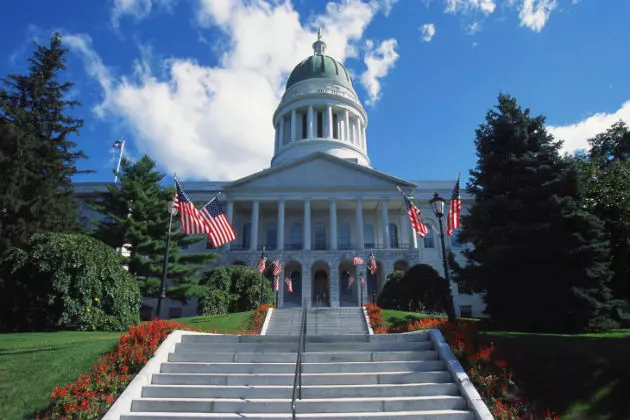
left=271, top=29, right=370, bottom=168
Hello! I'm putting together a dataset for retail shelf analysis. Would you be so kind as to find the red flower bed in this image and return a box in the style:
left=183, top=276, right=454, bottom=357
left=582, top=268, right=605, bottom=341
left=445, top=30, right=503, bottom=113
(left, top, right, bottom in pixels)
left=364, top=304, right=558, bottom=420
left=45, top=305, right=270, bottom=419
left=363, top=303, right=387, bottom=333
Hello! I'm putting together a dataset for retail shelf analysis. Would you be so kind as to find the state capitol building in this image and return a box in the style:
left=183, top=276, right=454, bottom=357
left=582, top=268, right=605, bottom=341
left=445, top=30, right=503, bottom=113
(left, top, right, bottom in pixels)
left=74, top=33, right=485, bottom=320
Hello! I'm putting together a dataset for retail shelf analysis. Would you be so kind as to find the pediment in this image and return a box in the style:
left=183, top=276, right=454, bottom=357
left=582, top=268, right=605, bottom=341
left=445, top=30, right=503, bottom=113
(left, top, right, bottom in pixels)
left=224, top=153, right=415, bottom=191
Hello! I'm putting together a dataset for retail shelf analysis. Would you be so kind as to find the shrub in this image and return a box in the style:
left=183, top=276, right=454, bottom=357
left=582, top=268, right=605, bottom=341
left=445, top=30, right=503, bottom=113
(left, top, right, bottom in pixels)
left=377, top=264, right=450, bottom=314
left=198, top=265, right=274, bottom=315
left=3, top=233, right=141, bottom=332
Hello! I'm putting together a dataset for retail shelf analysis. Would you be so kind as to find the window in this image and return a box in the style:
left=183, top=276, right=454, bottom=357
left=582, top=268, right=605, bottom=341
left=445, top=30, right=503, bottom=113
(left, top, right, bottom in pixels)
left=459, top=305, right=473, bottom=318
left=316, top=111, right=323, bottom=137
left=333, top=113, right=339, bottom=139
left=388, top=223, right=399, bottom=248
left=424, top=227, right=435, bottom=248
left=339, top=222, right=351, bottom=249
left=266, top=222, right=277, bottom=250
left=242, top=223, right=251, bottom=249
left=290, top=222, right=302, bottom=249
left=314, top=222, right=326, bottom=250
left=168, top=307, right=182, bottom=319
left=283, top=117, right=291, bottom=145
left=301, top=112, right=307, bottom=139
left=364, top=223, right=375, bottom=249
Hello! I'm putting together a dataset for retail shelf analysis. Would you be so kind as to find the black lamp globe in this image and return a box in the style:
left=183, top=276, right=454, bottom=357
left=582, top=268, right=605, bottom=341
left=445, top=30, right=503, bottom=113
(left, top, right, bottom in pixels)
left=429, top=192, right=445, bottom=218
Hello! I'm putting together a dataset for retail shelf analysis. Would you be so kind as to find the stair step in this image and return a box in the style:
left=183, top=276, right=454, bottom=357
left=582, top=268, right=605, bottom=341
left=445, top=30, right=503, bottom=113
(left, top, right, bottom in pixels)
left=141, top=383, right=459, bottom=399
left=121, top=409, right=474, bottom=419
left=131, top=395, right=468, bottom=413
left=175, top=342, right=434, bottom=353
left=151, top=371, right=454, bottom=386
left=160, top=361, right=445, bottom=374
left=169, top=351, right=439, bottom=363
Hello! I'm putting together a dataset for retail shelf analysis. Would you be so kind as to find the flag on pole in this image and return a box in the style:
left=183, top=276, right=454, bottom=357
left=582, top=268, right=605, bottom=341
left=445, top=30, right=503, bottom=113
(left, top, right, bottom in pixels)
left=397, top=187, right=429, bottom=238
left=368, top=254, right=377, bottom=275
left=285, top=277, right=293, bottom=293
left=112, top=140, right=123, bottom=149
left=446, top=175, right=461, bottom=236
left=200, top=197, right=237, bottom=247
left=173, top=178, right=211, bottom=235
left=256, top=256, right=267, bottom=274
left=348, top=276, right=355, bottom=289
left=360, top=276, right=365, bottom=287
left=272, top=259, right=282, bottom=276
left=273, top=276, right=280, bottom=292
left=352, top=256, right=364, bottom=265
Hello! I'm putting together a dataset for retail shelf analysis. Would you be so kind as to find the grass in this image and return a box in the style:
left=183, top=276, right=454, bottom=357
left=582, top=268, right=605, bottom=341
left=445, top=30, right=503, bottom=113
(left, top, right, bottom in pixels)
left=0, top=311, right=255, bottom=420
left=0, top=331, right=120, bottom=420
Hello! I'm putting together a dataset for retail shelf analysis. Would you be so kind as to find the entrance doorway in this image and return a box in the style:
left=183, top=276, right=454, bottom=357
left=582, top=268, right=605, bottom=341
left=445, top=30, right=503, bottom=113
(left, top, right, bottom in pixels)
left=284, top=270, right=302, bottom=307
left=312, top=270, right=330, bottom=307
left=338, top=261, right=358, bottom=307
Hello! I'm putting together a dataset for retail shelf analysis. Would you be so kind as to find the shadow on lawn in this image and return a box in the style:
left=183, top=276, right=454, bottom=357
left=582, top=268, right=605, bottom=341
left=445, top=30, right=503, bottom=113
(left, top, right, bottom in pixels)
left=486, top=334, right=630, bottom=420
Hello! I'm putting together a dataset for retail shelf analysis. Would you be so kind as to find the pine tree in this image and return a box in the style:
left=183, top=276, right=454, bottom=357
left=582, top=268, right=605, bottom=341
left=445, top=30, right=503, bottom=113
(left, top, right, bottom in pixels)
left=0, top=32, right=86, bottom=259
left=453, top=94, right=617, bottom=333
left=90, top=155, right=216, bottom=301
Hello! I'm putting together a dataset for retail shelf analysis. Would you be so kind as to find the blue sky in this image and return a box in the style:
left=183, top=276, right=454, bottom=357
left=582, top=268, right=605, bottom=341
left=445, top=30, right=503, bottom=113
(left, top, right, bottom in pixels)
left=1, top=0, right=629, bottom=185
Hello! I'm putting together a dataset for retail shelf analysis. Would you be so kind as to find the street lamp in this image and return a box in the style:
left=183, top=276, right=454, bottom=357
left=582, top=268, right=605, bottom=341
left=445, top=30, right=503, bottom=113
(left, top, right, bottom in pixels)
left=429, top=192, right=456, bottom=322
left=156, top=200, right=177, bottom=320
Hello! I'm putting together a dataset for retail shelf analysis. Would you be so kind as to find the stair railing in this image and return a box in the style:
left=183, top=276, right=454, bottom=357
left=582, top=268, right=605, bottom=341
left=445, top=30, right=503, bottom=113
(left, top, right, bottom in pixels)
left=291, top=298, right=308, bottom=420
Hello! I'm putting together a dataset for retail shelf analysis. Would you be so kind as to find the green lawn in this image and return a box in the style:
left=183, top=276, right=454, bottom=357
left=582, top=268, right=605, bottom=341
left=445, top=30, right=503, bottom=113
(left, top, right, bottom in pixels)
left=0, top=331, right=120, bottom=420
left=0, top=311, right=254, bottom=420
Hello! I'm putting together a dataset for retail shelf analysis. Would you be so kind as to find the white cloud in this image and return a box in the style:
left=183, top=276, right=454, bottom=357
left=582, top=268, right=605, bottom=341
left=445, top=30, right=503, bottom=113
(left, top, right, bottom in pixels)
left=419, top=23, right=436, bottom=42
left=548, top=100, right=630, bottom=154
left=444, top=0, right=496, bottom=15
left=71, top=0, right=396, bottom=181
left=381, top=0, right=400, bottom=17
left=111, top=0, right=175, bottom=29
left=514, top=0, right=558, bottom=32
left=360, top=39, right=399, bottom=105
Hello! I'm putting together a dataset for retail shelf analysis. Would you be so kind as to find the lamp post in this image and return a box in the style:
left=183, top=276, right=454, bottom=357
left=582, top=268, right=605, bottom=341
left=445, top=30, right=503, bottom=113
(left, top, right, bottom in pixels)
left=156, top=200, right=177, bottom=320
left=429, top=192, right=456, bottom=323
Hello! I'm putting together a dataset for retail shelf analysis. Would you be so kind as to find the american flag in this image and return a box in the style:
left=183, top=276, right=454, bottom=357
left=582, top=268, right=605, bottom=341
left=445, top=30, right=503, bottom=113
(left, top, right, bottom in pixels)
left=348, top=276, right=355, bottom=289
left=256, top=256, right=267, bottom=274
left=273, top=276, right=280, bottom=292
left=285, top=277, right=293, bottom=293
left=173, top=178, right=211, bottom=235
left=446, top=175, right=461, bottom=236
left=360, top=276, right=365, bottom=287
left=200, top=197, right=237, bottom=247
left=352, top=256, right=364, bottom=265
left=398, top=188, right=429, bottom=238
left=368, top=254, right=377, bottom=275
left=272, top=259, right=282, bottom=276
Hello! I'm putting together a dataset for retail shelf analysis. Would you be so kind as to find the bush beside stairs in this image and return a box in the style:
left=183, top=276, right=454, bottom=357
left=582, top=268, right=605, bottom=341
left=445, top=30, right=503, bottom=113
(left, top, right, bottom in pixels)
left=112, top=308, right=485, bottom=419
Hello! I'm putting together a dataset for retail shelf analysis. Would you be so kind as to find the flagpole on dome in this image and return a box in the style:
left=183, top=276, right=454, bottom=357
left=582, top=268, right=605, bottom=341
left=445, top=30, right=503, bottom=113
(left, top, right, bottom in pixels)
left=112, top=138, right=126, bottom=184
left=156, top=173, right=178, bottom=320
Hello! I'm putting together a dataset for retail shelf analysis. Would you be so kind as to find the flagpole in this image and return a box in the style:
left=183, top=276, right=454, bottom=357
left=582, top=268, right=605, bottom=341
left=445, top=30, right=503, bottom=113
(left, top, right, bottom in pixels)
left=113, top=138, right=126, bottom=184
left=259, top=246, right=266, bottom=307
left=156, top=198, right=176, bottom=320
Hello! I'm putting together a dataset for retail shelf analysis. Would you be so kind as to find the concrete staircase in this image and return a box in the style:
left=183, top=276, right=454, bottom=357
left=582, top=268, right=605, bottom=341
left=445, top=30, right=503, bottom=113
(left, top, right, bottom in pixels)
left=119, top=331, right=476, bottom=419
left=265, top=307, right=369, bottom=335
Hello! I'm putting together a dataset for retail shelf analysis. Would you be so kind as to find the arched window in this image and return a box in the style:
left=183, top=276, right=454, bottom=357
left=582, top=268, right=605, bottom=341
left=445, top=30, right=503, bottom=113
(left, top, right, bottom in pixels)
left=266, top=222, right=277, bottom=250
left=314, top=222, right=326, bottom=250
left=290, top=222, right=302, bottom=250
left=424, top=225, right=435, bottom=248
left=388, top=223, right=399, bottom=249
left=242, top=223, right=251, bottom=249
left=364, top=223, right=375, bottom=249
left=339, top=222, right=351, bottom=249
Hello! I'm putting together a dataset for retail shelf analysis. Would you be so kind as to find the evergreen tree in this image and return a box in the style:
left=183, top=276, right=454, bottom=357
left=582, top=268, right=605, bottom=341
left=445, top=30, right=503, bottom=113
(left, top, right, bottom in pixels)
left=576, top=121, right=630, bottom=302
left=453, top=94, right=617, bottom=333
left=0, top=32, right=86, bottom=259
left=90, top=155, right=216, bottom=301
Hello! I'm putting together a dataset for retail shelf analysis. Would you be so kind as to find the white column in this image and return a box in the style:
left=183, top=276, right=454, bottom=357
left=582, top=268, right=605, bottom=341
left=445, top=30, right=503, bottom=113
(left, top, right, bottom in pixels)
left=362, top=125, right=367, bottom=149
left=277, top=200, right=285, bottom=250
left=330, top=199, right=337, bottom=250
left=307, top=106, right=314, bottom=139
left=290, top=110, right=297, bottom=142
left=225, top=200, right=234, bottom=250
left=250, top=201, right=259, bottom=251
left=278, top=116, right=284, bottom=146
left=326, top=105, right=333, bottom=139
left=381, top=199, right=390, bottom=249
left=304, top=200, right=311, bottom=250
left=355, top=199, right=364, bottom=250
left=343, top=110, right=350, bottom=143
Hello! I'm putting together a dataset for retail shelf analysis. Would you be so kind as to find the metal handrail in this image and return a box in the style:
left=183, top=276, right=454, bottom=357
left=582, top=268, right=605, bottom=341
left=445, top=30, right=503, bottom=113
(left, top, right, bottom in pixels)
left=291, top=298, right=308, bottom=420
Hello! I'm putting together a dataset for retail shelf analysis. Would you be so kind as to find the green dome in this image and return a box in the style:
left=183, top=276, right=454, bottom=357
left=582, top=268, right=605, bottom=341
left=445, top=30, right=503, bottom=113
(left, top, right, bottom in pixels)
left=286, top=54, right=353, bottom=90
